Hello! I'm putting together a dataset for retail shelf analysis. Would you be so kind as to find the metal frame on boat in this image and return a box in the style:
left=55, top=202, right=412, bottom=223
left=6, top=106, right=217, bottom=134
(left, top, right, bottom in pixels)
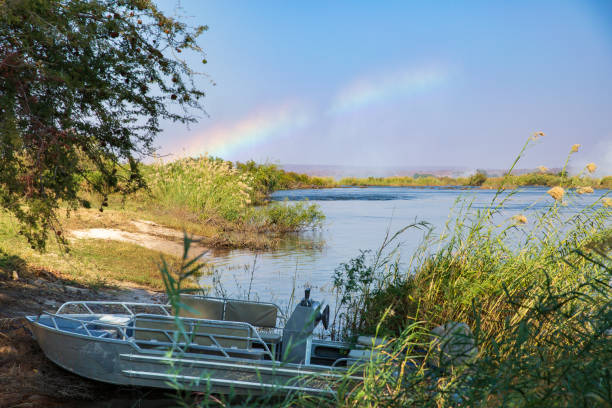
left=25, top=291, right=365, bottom=395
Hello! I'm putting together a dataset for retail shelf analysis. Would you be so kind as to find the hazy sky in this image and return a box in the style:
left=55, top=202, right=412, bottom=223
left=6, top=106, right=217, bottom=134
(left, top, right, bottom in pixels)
left=156, top=1, right=612, bottom=173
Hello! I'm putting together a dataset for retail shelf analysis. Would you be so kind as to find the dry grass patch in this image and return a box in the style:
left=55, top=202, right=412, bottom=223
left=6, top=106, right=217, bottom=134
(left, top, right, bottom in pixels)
left=1, top=212, right=201, bottom=291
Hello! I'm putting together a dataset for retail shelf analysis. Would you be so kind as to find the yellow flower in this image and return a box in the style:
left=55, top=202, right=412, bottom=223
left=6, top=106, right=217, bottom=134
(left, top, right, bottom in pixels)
left=577, top=186, right=594, bottom=194
left=538, top=165, right=548, bottom=173
left=586, top=163, right=597, bottom=173
left=531, top=131, right=545, bottom=140
left=512, top=215, right=528, bottom=224
left=603, top=198, right=612, bottom=207
left=571, top=144, right=581, bottom=153
left=547, top=186, right=565, bottom=201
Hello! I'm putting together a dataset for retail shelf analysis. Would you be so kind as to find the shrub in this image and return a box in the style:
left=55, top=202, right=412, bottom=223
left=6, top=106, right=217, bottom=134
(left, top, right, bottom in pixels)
left=147, top=157, right=253, bottom=221
left=143, top=156, right=325, bottom=232
left=467, top=170, right=488, bottom=186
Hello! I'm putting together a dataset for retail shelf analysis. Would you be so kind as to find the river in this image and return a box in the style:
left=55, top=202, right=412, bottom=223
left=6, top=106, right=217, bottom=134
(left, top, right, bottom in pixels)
left=201, top=186, right=609, bottom=310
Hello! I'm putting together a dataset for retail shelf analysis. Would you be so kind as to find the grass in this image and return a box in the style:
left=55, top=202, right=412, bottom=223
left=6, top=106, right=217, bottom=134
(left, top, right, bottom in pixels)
left=339, top=175, right=469, bottom=187
left=0, top=210, right=189, bottom=290
left=338, top=172, right=611, bottom=189
left=320, top=139, right=612, bottom=406
left=135, top=156, right=325, bottom=234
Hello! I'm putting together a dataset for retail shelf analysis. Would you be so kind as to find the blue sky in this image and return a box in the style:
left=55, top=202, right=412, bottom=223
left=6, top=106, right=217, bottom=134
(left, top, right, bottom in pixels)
left=156, top=1, right=612, bottom=173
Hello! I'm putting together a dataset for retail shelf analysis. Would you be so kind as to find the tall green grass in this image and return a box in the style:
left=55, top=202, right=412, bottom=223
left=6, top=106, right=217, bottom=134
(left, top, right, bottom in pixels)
left=322, top=140, right=612, bottom=406
left=142, top=156, right=324, bottom=232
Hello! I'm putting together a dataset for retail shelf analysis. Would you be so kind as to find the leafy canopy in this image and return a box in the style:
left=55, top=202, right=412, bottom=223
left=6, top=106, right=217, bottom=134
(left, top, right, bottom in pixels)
left=0, top=0, right=207, bottom=249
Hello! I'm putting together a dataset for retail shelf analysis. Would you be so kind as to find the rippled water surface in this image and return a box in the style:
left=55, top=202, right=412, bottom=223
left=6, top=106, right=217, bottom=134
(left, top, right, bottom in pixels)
left=201, top=187, right=608, bottom=308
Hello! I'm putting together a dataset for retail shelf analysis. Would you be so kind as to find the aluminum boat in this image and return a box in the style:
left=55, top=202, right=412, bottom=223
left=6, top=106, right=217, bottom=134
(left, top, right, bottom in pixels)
left=26, top=289, right=371, bottom=395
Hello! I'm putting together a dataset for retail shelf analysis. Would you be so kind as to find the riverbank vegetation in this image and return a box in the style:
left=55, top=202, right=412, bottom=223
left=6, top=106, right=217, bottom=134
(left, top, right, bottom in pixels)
left=0, top=211, right=187, bottom=290
left=233, top=158, right=611, bottom=190
left=160, top=141, right=611, bottom=407
left=318, top=143, right=612, bottom=406
left=321, top=184, right=611, bottom=407
left=339, top=172, right=612, bottom=189
left=0, top=155, right=326, bottom=293
left=139, top=157, right=325, bottom=233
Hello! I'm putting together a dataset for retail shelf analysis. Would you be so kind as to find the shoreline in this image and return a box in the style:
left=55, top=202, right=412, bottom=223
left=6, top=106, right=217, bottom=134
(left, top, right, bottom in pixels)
left=274, top=183, right=612, bottom=190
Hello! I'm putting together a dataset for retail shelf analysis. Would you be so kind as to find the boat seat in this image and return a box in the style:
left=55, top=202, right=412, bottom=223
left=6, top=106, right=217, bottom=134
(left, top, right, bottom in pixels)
left=225, top=300, right=278, bottom=328
left=191, top=321, right=250, bottom=349
left=177, top=295, right=224, bottom=320
left=259, top=332, right=282, bottom=344
left=133, top=315, right=181, bottom=343
left=133, top=315, right=251, bottom=350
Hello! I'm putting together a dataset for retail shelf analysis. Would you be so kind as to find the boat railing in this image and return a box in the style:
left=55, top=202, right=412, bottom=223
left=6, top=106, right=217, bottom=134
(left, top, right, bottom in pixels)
left=56, top=300, right=172, bottom=316
left=39, top=310, right=132, bottom=340
left=40, top=302, right=276, bottom=360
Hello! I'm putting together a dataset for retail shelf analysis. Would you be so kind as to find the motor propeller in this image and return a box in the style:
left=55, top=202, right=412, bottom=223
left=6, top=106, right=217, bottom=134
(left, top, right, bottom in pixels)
left=321, top=305, right=330, bottom=330
left=316, top=304, right=330, bottom=330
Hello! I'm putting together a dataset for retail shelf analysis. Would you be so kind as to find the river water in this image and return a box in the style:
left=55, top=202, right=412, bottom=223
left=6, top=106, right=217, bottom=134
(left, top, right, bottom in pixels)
left=201, top=186, right=608, bottom=309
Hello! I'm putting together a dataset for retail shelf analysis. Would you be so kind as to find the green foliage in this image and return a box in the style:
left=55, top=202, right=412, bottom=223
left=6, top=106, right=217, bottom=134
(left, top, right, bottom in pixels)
left=236, top=160, right=283, bottom=203
left=236, top=160, right=336, bottom=198
left=467, top=170, right=487, bottom=186
left=148, top=157, right=253, bottom=221
left=601, top=176, right=612, bottom=189
left=247, top=199, right=325, bottom=232
left=0, top=0, right=207, bottom=249
left=323, top=192, right=611, bottom=406
left=143, top=156, right=325, bottom=232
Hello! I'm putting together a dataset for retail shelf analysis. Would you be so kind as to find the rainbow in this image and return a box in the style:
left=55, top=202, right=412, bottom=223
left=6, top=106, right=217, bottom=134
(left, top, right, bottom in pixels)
left=177, top=66, right=449, bottom=159
left=182, top=103, right=310, bottom=158
left=330, top=66, right=450, bottom=114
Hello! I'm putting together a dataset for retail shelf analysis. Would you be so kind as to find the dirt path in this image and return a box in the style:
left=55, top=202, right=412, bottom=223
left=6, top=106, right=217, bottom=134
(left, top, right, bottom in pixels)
left=70, top=220, right=209, bottom=259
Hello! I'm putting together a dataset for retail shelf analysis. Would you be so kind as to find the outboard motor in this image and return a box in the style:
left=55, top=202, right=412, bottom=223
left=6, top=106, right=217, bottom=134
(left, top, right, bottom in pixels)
left=281, top=288, right=329, bottom=364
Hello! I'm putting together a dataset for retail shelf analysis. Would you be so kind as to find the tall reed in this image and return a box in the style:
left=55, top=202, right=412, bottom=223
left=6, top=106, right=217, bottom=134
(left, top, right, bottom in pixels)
left=143, top=156, right=324, bottom=232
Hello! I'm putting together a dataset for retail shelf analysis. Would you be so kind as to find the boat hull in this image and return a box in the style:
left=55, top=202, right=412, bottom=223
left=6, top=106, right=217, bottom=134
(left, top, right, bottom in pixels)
left=26, top=318, right=346, bottom=395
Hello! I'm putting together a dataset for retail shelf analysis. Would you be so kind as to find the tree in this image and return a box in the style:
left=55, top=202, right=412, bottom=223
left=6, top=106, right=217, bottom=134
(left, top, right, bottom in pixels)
left=468, top=169, right=488, bottom=186
left=0, top=0, right=208, bottom=249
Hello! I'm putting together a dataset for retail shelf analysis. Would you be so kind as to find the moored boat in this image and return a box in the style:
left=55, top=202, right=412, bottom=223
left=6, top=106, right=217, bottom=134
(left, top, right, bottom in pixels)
left=25, top=289, right=370, bottom=395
